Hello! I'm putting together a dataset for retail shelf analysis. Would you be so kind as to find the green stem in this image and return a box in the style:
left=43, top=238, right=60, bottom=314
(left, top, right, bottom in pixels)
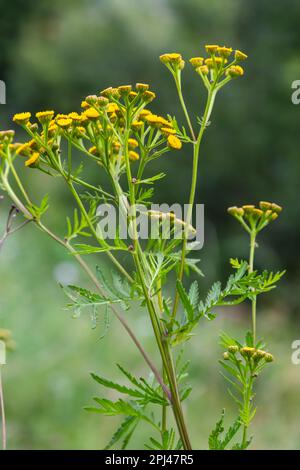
left=249, top=230, right=257, bottom=345
left=174, top=71, right=196, bottom=141
left=172, top=87, right=217, bottom=319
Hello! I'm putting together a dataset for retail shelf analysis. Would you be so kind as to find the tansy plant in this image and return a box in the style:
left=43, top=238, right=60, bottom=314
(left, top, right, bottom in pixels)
left=0, top=43, right=284, bottom=450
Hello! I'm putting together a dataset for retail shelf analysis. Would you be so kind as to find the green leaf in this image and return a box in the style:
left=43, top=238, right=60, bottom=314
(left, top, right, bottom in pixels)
left=104, top=416, right=138, bottom=450
left=208, top=410, right=225, bottom=450
left=176, top=280, right=194, bottom=322
left=91, top=373, right=145, bottom=399
left=188, top=281, right=199, bottom=310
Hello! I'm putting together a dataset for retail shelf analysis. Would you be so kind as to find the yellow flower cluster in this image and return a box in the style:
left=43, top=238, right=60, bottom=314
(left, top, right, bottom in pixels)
left=223, top=344, right=274, bottom=363
left=188, top=44, right=247, bottom=83
left=227, top=201, right=282, bottom=232
left=10, top=81, right=183, bottom=170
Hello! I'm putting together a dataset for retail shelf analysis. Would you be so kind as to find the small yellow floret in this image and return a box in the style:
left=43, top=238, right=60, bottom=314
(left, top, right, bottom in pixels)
left=83, top=108, right=100, bottom=120
left=235, top=50, right=248, bottom=61
left=13, top=112, right=31, bottom=125
left=167, top=135, right=182, bottom=150
left=25, top=152, right=39, bottom=167
left=226, top=65, right=244, bottom=77
left=56, top=118, right=72, bottom=128
left=205, top=44, right=219, bottom=54
left=189, top=57, right=204, bottom=67
left=36, top=110, right=54, bottom=123
left=128, top=138, right=138, bottom=149
left=217, top=46, right=232, bottom=58
left=129, top=150, right=139, bottom=161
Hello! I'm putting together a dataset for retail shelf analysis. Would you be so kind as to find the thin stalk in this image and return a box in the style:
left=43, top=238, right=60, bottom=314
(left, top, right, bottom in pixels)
left=242, top=230, right=257, bottom=446
left=249, top=230, right=257, bottom=344
left=172, top=88, right=217, bottom=319
left=174, top=71, right=196, bottom=141
left=0, top=367, right=6, bottom=450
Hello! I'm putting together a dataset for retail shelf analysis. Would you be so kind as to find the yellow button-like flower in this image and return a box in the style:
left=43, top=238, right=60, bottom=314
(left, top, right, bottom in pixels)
left=217, top=46, right=232, bottom=58
left=160, top=127, right=177, bottom=136
left=36, top=110, right=55, bottom=124
left=205, top=44, right=219, bottom=54
left=81, top=100, right=90, bottom=109
left=131, top=121, right=143, bottom=131
left=107, top=103, right=119, bottom=114
left=167, top=135, right=182, bottom=150
left=142, top=90, right=156, bottom=102
left=159, top=53, right=182, bottom=65
left=83, top=108, right=100, bottom=120
left=197, top=65, right=209, bottom=76
left=139, top=109, right=152, bottom=121
left=136, top=83, right=149, bottom=92
left=128, top=138, right=138, bottom=149
left=129, top=150, right=139, bottom=161
left=13, top=112, right=31, bottom=125
left=235, top=50, right=248, bottom=61
left=68, top=112, right=83, bottom=124
left=118, top=85, right=132, bottom=95
left=226, top=65, right=244, bottom=77
left=16, top=142, right=32, bottom=156
left=25, top=152, right=39, bottom=167
left=56, top=118, right=73, bottom=128
left=189, top=57, right=204, bottom=68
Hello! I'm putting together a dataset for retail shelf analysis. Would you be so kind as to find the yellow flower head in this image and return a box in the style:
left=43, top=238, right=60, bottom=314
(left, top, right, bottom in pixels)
left=83, top=108, right=100, bottom=120
left=56, top=118, right=73, bottom=128
left=25, top=152, right=39, bottom=167
left=88, top=146, right=98, bottom=155
left=259, top=201, right=272, bottom=211
left=68, top=112, right=83, bottom=124
left=205, top=44, right=219, bottom=54
left=129, top=150, right=139, bottom=161
left=226, top=65, right=244, bottom=78
left=107, top=103, right=119, bottom=114
left=235, top=50, right=248, bottom=61
left=118, top=85, right=132, bottom=95
left=271, top=203, right=282, bottom=214
left=159, top=53, right=182, bottom=65
left=128, top=138, right=138, bottom=150
left=36, top=110, right=55, bottom=124
left=100, top=87, right=120, bottom=99
left=189, top=57, right=204, bottom=68
left=227, top=206, right=244, bottom=218
left=146, top=114, right=170, bottom=128
left=217, top=46, right=232, bottom=58
left=128, top=91, right=138, bottom=101
left=13, top=112, right=31, bottom=125
left=142, top=91, right=156, bottom=102
left=139, top=109, right=152, bottom=121
left=131, top=120, right=143, bottom=131
left=16, top=142, right=32, bottom=156
left=167, top=135, right=182, bottom=150
left=136, top=83, right=149, bottom=92
left=0, top=130, right=15, bottom=143
left=160, top=127, right=177, bottom=136
left=197, top=65, right=209, bottom=76
left=81, top=100, right=90, bottom=109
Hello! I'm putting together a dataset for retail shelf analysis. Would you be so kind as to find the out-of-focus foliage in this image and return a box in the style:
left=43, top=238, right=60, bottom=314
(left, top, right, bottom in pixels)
left=0, top=0, right=300, bottom=449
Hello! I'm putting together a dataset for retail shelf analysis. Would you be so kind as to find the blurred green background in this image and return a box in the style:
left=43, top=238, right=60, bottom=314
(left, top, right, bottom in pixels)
left=0, top=0, right=300, bottom=449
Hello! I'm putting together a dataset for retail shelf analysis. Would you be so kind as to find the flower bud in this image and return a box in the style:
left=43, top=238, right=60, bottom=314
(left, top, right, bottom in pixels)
left=235, top=50, right=248, bottom=61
